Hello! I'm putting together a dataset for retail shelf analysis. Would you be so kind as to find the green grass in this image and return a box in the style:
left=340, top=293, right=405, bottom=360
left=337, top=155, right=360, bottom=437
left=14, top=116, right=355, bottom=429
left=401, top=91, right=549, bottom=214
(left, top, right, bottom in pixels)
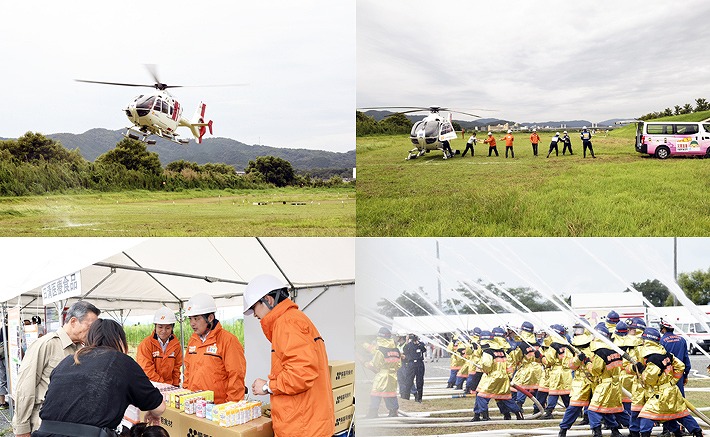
left=356, top=112, right=710, bottom=236
left=0, top=187, right=355, bottom=236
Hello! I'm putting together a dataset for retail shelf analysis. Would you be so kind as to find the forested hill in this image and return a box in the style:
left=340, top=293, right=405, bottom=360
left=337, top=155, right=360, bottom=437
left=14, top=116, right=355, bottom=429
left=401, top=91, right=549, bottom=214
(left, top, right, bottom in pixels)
left=39, top=128, right=354, bottom=172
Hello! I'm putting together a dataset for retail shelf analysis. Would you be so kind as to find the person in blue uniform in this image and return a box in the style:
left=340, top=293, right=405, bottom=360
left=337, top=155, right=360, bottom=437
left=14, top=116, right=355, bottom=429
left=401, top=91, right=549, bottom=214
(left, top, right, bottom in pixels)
left=401, top=334, right=426, bottom=402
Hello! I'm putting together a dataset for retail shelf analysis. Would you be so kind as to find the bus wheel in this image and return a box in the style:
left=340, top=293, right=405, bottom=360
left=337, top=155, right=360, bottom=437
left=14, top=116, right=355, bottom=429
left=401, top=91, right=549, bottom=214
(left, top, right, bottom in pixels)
left=705, top=147, right=710, bottom=158
left=655, top=146, right=670, bottom=159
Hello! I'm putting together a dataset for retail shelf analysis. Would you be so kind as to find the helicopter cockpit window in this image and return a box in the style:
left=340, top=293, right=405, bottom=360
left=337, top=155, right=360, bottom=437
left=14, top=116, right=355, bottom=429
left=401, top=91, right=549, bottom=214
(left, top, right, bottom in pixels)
left=161, top=100, right=169, bottom=114
left=153, top=99, right=163, bottom=111
left=410, top=121, right=425, bottom=136
left=135, top=96, right=156, bottom=110
left=424, top=122, right=438, bottom=138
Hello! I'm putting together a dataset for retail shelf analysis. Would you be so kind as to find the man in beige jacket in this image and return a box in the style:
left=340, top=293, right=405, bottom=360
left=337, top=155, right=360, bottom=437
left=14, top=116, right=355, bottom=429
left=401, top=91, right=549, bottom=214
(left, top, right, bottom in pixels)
left=12, top=301, right=100, bottom=437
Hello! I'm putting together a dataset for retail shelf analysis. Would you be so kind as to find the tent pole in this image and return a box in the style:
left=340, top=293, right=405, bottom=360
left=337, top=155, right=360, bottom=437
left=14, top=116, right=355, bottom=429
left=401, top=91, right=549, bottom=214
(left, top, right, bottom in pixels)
left=256, top=237, right=295, bottom=290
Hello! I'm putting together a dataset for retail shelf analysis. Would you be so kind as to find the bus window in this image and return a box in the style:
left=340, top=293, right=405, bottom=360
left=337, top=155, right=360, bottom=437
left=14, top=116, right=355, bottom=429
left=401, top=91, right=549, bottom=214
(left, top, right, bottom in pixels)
left=675, top=124, right=699, bottom=135
left=646, top=124, right=672, bottom=134
left=695, top=323, right=707, bottom=333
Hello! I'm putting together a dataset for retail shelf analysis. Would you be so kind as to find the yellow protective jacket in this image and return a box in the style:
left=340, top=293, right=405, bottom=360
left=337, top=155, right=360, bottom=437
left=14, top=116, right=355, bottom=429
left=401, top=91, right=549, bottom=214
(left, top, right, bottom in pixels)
left=448, top=340, right=467, bottom=370
left=630, top=337, right=652, bottom=412
left=544, top=341, right=572, bottom=395
left=136, top=332, right=183, bottom=386
left=365, top=337, right=401, bottom=397
left=587, top=339, right=624, bottom=414
left=476, top=344, right=512, bottom=400
left=466, top=340, right=483, bottom=376
left=614, top=334, right=639, bottom=404
left=537, top=340, right=551, bottom=393
left=638, top=342, right=689, bottom=422
left=184, top=321, right=246, bottom=404
left=510, top=338, right=542, bottom=391
left=568, top=343, right=594, bottom=406
left=260, top=299, right=335, bottom=437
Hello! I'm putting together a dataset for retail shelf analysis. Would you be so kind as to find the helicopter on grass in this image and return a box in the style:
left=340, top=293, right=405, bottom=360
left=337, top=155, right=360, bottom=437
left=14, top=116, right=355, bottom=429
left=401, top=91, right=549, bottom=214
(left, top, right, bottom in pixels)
left=360, top=106, right=482, bottom=160
left=76, top=65, right=235, bottom=145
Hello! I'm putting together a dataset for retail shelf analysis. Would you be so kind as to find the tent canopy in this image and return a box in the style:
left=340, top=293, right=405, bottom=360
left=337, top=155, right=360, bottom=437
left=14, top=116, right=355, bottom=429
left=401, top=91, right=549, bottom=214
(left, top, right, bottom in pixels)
left=1, top=238, right=355, bottom=316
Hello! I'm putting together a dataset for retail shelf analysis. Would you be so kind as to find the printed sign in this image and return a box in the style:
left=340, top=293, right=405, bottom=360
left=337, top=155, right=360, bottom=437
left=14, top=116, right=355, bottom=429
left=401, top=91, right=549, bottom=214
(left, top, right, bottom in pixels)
left=41, top=272, right=81, bottom=305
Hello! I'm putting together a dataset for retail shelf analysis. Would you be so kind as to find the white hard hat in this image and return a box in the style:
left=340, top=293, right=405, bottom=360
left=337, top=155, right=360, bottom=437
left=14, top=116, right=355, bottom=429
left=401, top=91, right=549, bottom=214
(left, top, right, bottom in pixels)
left=243, top=274, right=285, bottom=316
left=556, top=132, right=560, bottom=135
left=507, top=129, right=512, bottom=133
left=583, top=126, right=587, bottom=129
left=184, top=293, right=217, bottom=317
left=487, top=132, right=492, bottom=136
left=532, top=128, right=537, bottom=132
left=563, top=130, right=567, bottom=134
left=154, top=306, right=177, bottom=324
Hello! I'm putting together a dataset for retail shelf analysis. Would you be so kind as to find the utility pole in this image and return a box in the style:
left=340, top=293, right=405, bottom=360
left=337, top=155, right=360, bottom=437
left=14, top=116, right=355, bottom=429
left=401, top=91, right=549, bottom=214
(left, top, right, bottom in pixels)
left=436, top=240, right=442, bottom=309
left=673, top=237, right=678, bottom=306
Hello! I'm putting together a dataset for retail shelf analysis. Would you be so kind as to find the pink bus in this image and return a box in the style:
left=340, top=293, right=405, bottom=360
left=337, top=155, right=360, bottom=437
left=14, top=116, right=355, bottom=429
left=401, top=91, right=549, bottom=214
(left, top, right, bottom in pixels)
left=635, top=121, right=710, bottom=159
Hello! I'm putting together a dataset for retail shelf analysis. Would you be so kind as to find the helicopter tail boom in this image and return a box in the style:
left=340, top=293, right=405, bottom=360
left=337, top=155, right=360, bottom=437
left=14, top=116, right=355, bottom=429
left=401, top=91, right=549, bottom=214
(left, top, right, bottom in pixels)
left=180, top=101, right=213, bottom=144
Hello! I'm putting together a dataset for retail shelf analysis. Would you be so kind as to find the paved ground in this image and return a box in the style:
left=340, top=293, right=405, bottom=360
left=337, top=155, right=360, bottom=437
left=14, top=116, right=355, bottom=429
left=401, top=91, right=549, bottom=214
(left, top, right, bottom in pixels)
left=0, top=408, right=11, bottom=436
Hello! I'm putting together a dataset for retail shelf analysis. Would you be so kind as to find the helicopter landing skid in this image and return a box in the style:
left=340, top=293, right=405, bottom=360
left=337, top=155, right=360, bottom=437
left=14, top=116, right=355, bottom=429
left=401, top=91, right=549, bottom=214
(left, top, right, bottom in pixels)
left=123, top=128, right=157, bottom=145
left=406, top=148, right=426, bottom=160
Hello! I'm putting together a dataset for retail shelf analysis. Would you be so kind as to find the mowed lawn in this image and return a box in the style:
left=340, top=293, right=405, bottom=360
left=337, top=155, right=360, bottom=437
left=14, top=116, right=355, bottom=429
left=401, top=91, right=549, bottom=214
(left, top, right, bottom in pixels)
left=0, top=187, right=355, bottom=236
left=357, top=124, right=710, bottom=236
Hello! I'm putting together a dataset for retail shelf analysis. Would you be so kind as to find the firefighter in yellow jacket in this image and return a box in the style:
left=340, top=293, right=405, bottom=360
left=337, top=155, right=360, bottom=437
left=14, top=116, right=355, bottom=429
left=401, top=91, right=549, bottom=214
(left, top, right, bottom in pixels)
left=365, top=327, right=401, bottom=418
left=464, top=328, right=483, bottom=394
left=557, top=324, right=595, bottom=436
left=541, top=324, right=572, bottom=419
left=637, top=327, right=702, bottom=437
left=627, top=318, right=651, bottom=437
left=446, top=334, right=466, bottom=388
left=586, top=323, right=624, bottom=437
left=472, top=328, right=523, bottom=421
left=612, top=321, right=634, bottom=428
left=510, top=321, right=542, bottom=411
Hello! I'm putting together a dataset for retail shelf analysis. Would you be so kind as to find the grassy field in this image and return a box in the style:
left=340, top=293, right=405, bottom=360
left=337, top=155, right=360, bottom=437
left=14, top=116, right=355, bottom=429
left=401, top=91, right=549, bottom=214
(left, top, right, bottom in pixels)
left=0, top=187, right=355, bottom=236
left=356, top=112, right=710, bottom=236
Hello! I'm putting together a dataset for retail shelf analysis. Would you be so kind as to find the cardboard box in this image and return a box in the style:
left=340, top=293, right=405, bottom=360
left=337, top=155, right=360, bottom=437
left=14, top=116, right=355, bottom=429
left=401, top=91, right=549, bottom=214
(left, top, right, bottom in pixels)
left=146, top=406, right=183, bottom=435
left=181, top=414, right=273, bottom=437
left=333, top=405, right=355, bottom=434
left=332, top=383, right=354, bottom=411
left=328, top=360, right=355, bottom=389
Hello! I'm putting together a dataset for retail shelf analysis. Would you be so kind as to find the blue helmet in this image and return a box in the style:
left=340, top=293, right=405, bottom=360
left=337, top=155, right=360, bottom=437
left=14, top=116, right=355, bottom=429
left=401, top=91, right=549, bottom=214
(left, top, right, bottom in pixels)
left=378, top=327, right=392, bottom=338
left=628, top=318, right=646, bottom=330
left=607, top=310, right=620, bottom=323
left=615, top=321, right=628, bottom=336
left=595, top=322, right=610, bottom=338
left=550, top=324, right=566, bottom=337
left=473, top=327, right=482, bottom=336
left=642, top=327, right=661, bottom=343
left=479, top=330, right=494, bottom=341
left=521, top=321, right=534, bottom=333
left=492, top=326, right=506, bottom=338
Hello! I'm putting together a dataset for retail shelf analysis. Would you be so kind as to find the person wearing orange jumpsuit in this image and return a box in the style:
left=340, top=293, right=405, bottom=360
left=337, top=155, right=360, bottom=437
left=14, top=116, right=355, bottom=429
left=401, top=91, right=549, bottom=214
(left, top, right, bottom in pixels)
left=244, top=274, right=335, bottom=437
left=136, top=307, right=183, bottom=386
left=484, top=132, right=499, bottom=157
left=500, top=130, right=515, bottom=158
left=183, top=293, right=246, bottom=404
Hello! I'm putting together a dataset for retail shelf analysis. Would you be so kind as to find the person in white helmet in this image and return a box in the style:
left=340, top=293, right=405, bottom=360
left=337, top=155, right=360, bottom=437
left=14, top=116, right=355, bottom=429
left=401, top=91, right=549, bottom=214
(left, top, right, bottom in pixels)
left=183, top=293, right=246, bottom=404
left=547, top=132, right=561, bottom=158
left=530, top=129, right=541, bottom=156
left=136, top=306, right=183, bottom=386
left=561, top=130, right=574, bottom=155
left=244, top=274, right=335, bottom=437
left=500, top=129, right=515, bottom=158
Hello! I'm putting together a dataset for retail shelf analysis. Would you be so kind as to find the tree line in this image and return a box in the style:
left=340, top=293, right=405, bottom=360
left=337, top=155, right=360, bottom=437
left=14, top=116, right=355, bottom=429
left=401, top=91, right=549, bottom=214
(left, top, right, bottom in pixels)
left=0, top=133, right=351, bottom=196
left=638, top=97, right=710, bottom=120
left=378, top=267, right=710, bottom=319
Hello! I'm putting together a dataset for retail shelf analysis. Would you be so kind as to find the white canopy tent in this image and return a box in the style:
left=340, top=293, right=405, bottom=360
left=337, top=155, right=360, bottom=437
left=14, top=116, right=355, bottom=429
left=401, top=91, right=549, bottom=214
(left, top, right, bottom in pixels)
left=0, top=237, right=355, bottom=402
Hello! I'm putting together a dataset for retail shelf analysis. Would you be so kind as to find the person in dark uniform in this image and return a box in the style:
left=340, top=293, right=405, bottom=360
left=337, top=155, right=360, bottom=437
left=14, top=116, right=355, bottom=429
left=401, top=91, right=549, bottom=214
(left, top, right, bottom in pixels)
left=547, top=132, right=560, bottom=158
left=462, top=132, right=477, bottom=157
left=580, top=127, right=596, bottom=158
left=659, top=320, right=691, bottom=396
left=401, top=334, right=426, bottom=402
left=561, top=131, right=574, bottom=155
left=441, top=140, right=454, bottom=159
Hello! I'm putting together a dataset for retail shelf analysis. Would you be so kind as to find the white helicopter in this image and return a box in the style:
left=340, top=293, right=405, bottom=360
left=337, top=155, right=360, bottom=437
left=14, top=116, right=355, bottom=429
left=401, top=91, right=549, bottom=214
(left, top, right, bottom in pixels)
left=76, top=66, right=225, bottom=145
left=360, top=106, right=481, bottom=160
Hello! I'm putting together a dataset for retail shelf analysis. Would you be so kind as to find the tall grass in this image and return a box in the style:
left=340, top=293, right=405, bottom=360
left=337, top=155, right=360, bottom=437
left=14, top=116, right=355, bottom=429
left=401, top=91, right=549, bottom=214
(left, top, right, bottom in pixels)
left=356, top=116, right=710, bottom=236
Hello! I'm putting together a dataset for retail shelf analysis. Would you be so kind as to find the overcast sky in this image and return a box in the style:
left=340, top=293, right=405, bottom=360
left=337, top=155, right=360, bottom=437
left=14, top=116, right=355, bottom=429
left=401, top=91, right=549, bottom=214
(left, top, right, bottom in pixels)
left=357, top=238, right=710, bottom=311
left=357, top=0, right=710, bottom=124
left=0, top=0, right=354, bottom=152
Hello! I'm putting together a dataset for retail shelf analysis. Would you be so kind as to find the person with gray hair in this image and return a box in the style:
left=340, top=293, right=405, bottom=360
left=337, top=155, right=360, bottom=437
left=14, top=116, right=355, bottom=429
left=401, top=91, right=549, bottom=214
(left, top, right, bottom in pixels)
left=12, top=300, right=100, bottom=437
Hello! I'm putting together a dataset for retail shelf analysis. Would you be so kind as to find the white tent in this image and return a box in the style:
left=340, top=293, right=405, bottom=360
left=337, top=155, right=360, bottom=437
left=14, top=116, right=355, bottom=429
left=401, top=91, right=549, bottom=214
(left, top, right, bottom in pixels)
left=0, top=237, right=355, bottom=402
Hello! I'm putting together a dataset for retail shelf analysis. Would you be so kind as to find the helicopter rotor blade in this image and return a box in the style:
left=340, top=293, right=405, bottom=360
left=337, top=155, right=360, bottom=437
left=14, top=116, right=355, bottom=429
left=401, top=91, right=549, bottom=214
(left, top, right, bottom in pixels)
left=145, top=64, right=161, bottom=86
left=75, top=79, right=156, bottom=88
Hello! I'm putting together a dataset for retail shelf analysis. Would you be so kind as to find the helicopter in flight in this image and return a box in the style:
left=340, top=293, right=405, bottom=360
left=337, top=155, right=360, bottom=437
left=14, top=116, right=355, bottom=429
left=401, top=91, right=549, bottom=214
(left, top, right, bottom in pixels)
left=360, top=106, right=481, bottom=160
left=76, top=66, right=225, bottom=145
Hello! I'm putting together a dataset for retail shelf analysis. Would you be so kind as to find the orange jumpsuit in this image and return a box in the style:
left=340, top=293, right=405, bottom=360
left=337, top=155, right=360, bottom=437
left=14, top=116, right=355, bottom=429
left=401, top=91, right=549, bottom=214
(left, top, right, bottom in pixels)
left=260, top=299, right=335, bottom=437
left=184, top=321, right=246, bottom=404
left=136, top=332, right=183, bottom=386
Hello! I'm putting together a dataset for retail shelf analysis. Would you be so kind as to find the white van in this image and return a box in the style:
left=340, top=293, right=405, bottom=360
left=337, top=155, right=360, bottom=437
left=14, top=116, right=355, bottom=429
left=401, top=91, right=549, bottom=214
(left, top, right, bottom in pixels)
left=635, top=121, right=710, bottom=159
